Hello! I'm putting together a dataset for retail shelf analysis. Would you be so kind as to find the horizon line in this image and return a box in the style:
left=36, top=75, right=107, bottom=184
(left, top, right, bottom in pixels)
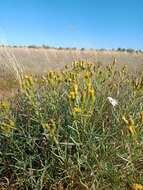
left=0, top=44, right=142, bottom=52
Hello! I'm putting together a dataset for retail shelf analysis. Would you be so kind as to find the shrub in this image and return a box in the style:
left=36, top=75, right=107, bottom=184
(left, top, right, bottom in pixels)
left=42, top=45, right=50, bottom=49
left=1, top=60, right=143, bottom=189
left=28, top=45, right=38, bottom=48
left=126, top=48, right=135, bottom=53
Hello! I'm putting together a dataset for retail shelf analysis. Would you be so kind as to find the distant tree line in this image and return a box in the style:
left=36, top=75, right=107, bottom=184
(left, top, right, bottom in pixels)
left=0, top=44, right=142, bottom=53
left=116, top=47, right=143, bottom=53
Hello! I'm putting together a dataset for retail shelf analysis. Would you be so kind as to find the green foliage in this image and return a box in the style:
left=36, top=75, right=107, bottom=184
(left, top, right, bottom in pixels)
left=1, top=61, right=143, bottom=189
left=117, top=47, right=142, bottom=53
left=80, top=48, right=85, bottom=51
left=126, top=48, right=135, bottom=53
left=117, top=48, right=126, bottom=52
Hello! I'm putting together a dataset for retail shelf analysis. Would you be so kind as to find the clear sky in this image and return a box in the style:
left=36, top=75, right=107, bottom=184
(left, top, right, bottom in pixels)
left=0, top=0, right=143, bottom=49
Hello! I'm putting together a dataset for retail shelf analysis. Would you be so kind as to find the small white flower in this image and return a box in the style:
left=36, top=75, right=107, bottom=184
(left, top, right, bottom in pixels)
left=107, top=96, right=118, bottom=107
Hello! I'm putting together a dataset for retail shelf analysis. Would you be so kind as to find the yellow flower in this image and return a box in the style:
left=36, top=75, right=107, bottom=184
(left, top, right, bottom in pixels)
left=89, top=88, right=95, bottom=101
left=73, top=83, right=78, bottom=95
left=24, top=75, right=29, bottom=80
left=73, top=107, right=81, bottom=113
left=42, top=120, right=57, bottom=144
left=128, top=117, right=135, bottom=126
left=79, top=61, right=84, bottom=68
left=122, top=116, right=129, bottom=125
left=84, top=71, right=91, bottom=79
left=122, top=116, right=137, bottom=138
left=128, top=117, right=136, bottom=137
left=41, top=76, right=47, bottom=84
left=128, top=125, right=136, bottom=137
left=42, top=119, right=56, bottom=132
left=0, top=101, right=9, bottom=111
left=68, top=91, right=76, bottom=101
left=1, top=120, right=15, bottom=136
left=48, top=71, right=54, bottom=79
left=131, top=183, right=143, bottom=190
left=24, top=75, right=33, bottom=86
left=87, top=63, right=92, bottom=68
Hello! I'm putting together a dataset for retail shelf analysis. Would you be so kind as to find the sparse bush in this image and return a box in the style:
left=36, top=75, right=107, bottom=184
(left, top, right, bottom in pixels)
left=117, top=48, right=126, bottom=52
left=80, top=48, right=85, bottom=51
left=126, top=48, right=134, bottom=53
left=99, top=48, right=106, bottom=51
left=42, top=44, right=50, bottom=49
left=28, top=45, right=38, bottom=48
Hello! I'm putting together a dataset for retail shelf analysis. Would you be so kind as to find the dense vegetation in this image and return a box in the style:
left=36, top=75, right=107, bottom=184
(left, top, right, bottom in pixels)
left=0, top=60, right=143, bottom=189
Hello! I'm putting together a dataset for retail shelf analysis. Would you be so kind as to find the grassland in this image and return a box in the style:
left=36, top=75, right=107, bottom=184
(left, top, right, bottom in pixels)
left=0, top=46, right=143, bottom=98
left=0, top=59, right=143, bottom=189
left=0, top=47, right=143, bottom=75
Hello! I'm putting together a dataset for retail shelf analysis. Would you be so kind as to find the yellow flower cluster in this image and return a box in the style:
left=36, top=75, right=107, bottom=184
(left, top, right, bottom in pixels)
left=0, top=101, right=9, bottom=111
left=122, top=116, right=136, bottom=137
left=24, top=75, right=33, bottom=86
left=68, top=91, right=76, bottom=101
left=68, top=83, right=78, bottom=102
left=73, top=107, right=81, bottom=113
left=131, top=183, right=143, bottom=190
left=87, top=82, right=95, bottom=103
left=42, top=119, right=57, bottom=143
left=84, top=71, right=92, bottom=79
left=22, top=75, right=34, bottom=90
left=1, top=120, right=15, bottom=136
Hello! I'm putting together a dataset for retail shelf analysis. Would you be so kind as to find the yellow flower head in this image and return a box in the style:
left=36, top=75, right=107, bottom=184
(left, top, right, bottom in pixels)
left=84, top=71, right=91, bottom=79
left=86, top=82, right=95, bottom=102
left=131, top=183, right=143, bottom=190
left=73, top=83, right=78, bottom=94
left=122, top=116, right=137, bottom=138
left=24, top=75, right=33, bottom=86
left=24, top=75, right=29, bottom=80
left=48, top=71, right=54, bottom=79
left=68, top=91, right=76, bottom=101
left=73, top=107, right=81, bottom=113
left=89, top=88, right=95, bottom=102
left=41, top=76, right=47, bottom=84
left=0, top=101, right=9, bottom=111
left=122, top=116, right=129, bottom=125
left=128, top=117, right=135, bottom=126
left=87, top=82, right=92, bottom=90
left=79, top=61, right=84, bottom=68
left=42, top=119, right=56, bottom=133
left=128, top=125, right=136, bottom=137
left=1, top=120, right=15, bottom=136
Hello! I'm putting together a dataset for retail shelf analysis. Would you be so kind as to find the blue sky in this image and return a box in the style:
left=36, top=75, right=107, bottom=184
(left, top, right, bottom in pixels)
left=0, top=0, right=143, bottom=49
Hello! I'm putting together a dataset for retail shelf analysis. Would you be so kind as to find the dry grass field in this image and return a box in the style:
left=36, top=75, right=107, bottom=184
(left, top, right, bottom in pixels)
left=0, top=47, right=143, bottom=98
left=1, top=48, right=143, bottom=189
left=0, top=47, right=143, bottom=74
left=0, top=47, right=142, bottom=95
